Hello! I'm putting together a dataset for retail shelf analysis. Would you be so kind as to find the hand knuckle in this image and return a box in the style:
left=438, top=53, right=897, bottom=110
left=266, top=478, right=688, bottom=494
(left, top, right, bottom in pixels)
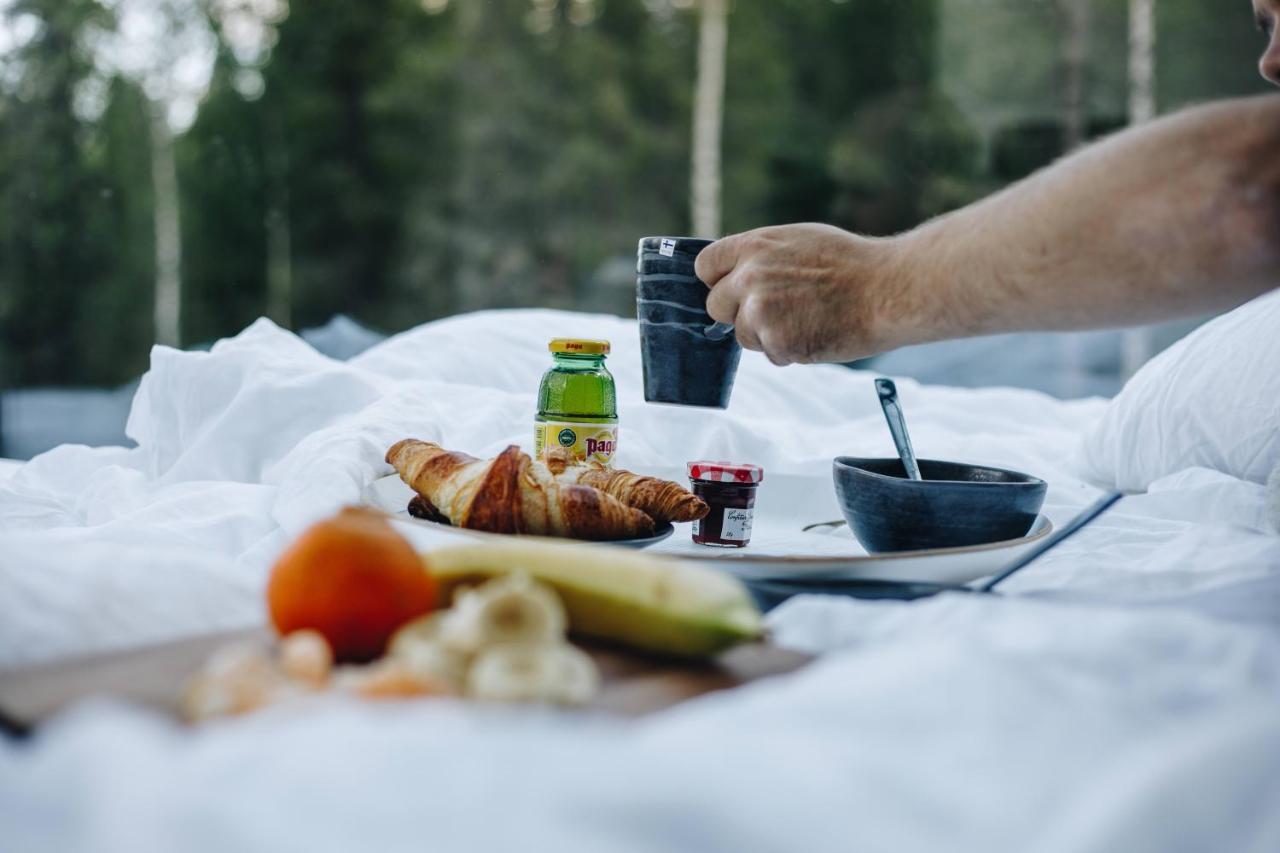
left=734, top=323, right=761, bottom=352
left=739, top=294, right=765, bottom=327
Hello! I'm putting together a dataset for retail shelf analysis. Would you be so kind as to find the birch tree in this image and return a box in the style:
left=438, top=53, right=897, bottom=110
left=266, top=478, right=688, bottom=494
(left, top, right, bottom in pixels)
left=95, top=0, right=284, bottom=346
left=691, top=0, right=728, bottom=239
left=1128, top=0, right=1156, bottom=126
left=93, top=0, right=217, bottom=348
left=1122, top=0, right=1157, bottom=376
left=1056, top=0, right=1092, bottom=153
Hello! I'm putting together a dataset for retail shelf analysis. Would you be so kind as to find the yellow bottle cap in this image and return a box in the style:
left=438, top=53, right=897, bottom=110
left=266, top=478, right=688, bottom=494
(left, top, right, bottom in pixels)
left=549, top=338, right=610, bottom=355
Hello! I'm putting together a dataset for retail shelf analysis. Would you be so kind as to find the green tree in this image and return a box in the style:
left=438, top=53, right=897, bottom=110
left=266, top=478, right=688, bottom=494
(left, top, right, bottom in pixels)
left=828, top=88, right=984, bottom=236
left=0, top=0, right=113, bottom=385
left=406, top=0, right=695, bottom=316
left=1157, top=0, right=1272, bottom=108
left=264, top=0, right=452, bottom=330
left=721, top=0, right=967, bottom=233
left=80, top=76, right=157, bottom=383
left=179, top=0, right=455, bottom=342
left=6, top=0, right=1266, bottom=394
left=178, top=49, right=270, bottom=346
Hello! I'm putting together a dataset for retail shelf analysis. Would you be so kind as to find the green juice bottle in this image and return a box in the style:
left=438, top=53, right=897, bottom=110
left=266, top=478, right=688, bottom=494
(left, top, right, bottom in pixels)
left=535, top=338, right=618, bottom=467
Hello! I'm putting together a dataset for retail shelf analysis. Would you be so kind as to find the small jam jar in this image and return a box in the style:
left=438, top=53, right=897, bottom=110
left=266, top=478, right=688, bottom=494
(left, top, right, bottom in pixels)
left=688, top=461, right=764, bottom=547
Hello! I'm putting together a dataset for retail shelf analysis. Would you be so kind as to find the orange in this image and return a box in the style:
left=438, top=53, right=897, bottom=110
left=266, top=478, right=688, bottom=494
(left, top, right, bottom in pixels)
left=267, top=507, right=437, bottom=662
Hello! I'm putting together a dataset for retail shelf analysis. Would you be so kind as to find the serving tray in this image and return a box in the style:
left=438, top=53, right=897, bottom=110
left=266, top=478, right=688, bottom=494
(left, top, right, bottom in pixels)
left=365, top=471, right=1054, bottom=587
left=0, top=628, right=809, bottom=735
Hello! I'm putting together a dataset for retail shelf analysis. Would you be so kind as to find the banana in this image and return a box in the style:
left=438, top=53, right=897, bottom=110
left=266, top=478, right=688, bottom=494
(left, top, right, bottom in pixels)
left=422, top=540, right=763, bottom=658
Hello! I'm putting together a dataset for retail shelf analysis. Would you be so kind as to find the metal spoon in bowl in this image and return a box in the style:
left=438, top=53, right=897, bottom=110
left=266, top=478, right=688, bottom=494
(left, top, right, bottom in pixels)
left=799, top=378, right=927, bottom=530
left=874, top=378, right=922, bottom=481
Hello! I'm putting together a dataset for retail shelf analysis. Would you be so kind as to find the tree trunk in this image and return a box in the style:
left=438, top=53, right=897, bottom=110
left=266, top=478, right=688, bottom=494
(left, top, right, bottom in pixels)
left=1127, top=0, right=1156, bottom=125
left=1122, top=0, right=1157, bottom=376
left=452, top=0, right=488, bottom=312
left=148, top=102, right=182, bottom=347
left=1057, top=0, right=1092, bottom=153
left=1054, top=0, right=1092, bottom=394
left=691, top=0, right=728, bottom=239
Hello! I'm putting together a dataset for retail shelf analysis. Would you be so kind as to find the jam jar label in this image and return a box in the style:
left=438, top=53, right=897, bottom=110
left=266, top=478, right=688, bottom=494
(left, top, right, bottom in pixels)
left=534, top=421, right=618, bottom=467
left=720, top=507, right=754, bottom=542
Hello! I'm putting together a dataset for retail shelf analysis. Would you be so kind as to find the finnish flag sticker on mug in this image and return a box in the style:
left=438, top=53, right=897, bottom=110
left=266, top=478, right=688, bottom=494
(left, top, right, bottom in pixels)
left=659, top=238, right=677, bottom=257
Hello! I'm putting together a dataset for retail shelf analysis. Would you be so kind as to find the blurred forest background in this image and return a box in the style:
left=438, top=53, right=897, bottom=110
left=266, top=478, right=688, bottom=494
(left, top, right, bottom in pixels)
left=0, top=0, right=1271, bottom=456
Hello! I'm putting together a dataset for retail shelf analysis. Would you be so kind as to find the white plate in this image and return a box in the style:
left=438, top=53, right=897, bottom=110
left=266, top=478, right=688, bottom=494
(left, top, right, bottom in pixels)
left=366, top=470, right=1054, bottom=586
left=672, top=515, right=1052, bottom=585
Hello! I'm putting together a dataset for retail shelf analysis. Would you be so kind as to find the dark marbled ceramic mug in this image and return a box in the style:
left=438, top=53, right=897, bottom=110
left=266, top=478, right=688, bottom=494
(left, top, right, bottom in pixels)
left=636, top=236, right=741, bottom=408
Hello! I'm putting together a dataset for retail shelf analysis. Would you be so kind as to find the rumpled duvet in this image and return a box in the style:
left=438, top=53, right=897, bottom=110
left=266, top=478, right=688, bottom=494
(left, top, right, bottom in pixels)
left=2, top=310, right=1278, bottom=853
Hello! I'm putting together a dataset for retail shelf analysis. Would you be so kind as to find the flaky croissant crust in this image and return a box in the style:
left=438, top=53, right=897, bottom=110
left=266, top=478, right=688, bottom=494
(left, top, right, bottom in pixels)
left=387, top=439, right=655, bottom=541
left=542, top=449, right=708, bottom=524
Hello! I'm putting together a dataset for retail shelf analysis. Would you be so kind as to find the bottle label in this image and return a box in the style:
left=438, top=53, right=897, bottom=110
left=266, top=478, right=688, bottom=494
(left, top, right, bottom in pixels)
left=534, top=420, right=618, bottom=467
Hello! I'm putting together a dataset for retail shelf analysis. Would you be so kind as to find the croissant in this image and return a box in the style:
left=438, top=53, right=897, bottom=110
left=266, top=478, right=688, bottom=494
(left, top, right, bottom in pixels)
left=542, top=449, right=708, bottom=524
left=407, top=494, right=450, bottom=524
left=386, top=439, right=655, bottom=541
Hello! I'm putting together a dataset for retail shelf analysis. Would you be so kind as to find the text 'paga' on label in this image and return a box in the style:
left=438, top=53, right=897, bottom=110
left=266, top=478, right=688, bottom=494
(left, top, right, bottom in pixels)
left=534, top=421, right=618, bottom=467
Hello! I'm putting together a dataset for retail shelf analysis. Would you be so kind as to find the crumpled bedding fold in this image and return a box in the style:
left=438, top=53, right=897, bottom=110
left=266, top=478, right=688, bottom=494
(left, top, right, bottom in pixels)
left=1, top=310, right=1277, bottom=853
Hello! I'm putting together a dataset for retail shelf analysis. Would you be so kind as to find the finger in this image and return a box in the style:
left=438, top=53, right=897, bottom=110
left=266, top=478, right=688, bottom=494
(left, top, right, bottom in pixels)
left=732, top=317, right=763, bottom=354
left=694, top=233, right=745, bottom=287
left=723, top=289, right=763, bottom=353
left=757, top=328, right=792, bottom=367
left=704, top=271, right=743, bottom=326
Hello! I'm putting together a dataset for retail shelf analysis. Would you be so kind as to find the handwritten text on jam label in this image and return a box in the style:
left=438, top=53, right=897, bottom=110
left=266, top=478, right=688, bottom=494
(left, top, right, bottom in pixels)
left=721, top=508, right=754, bottom=542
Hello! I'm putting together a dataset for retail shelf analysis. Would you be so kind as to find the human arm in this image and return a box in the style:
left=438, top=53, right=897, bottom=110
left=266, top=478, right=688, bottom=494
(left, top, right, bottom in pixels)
left=695, top=95, right=1280, bottom=365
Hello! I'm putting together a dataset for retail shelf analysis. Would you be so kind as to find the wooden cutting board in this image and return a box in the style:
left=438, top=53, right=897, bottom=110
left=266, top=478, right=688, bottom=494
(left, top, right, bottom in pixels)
left=0, top=628, right=810, bottom=734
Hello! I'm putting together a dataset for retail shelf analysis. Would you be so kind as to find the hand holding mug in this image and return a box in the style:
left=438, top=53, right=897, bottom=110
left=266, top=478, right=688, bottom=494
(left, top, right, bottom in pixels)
left=695, top=223, right=914, bottom=366
left=636, top=237, right=742, bottom=408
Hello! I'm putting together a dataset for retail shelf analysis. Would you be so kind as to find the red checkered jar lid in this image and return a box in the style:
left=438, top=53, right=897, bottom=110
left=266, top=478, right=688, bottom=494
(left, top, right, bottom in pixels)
left=686, top=461, right=764, bottom=484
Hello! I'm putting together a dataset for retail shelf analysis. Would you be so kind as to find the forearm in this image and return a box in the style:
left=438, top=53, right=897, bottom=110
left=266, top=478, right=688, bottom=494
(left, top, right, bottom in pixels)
left=887, top=95, right=1280, bottom=345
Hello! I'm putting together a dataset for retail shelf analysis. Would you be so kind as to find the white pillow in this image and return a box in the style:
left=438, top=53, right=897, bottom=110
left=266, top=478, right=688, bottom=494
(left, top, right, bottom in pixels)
left=1081, top=288, right=1280, bottom=491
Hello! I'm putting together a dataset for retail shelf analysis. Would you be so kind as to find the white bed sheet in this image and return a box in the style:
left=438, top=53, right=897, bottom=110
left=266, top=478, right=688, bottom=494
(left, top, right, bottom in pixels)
left=2, top=310, right=1278, bottom=853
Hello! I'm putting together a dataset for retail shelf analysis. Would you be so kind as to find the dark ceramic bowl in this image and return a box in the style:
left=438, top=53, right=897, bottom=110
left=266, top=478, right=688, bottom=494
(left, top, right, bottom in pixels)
left=832, top=457, right=1047, bottom=553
